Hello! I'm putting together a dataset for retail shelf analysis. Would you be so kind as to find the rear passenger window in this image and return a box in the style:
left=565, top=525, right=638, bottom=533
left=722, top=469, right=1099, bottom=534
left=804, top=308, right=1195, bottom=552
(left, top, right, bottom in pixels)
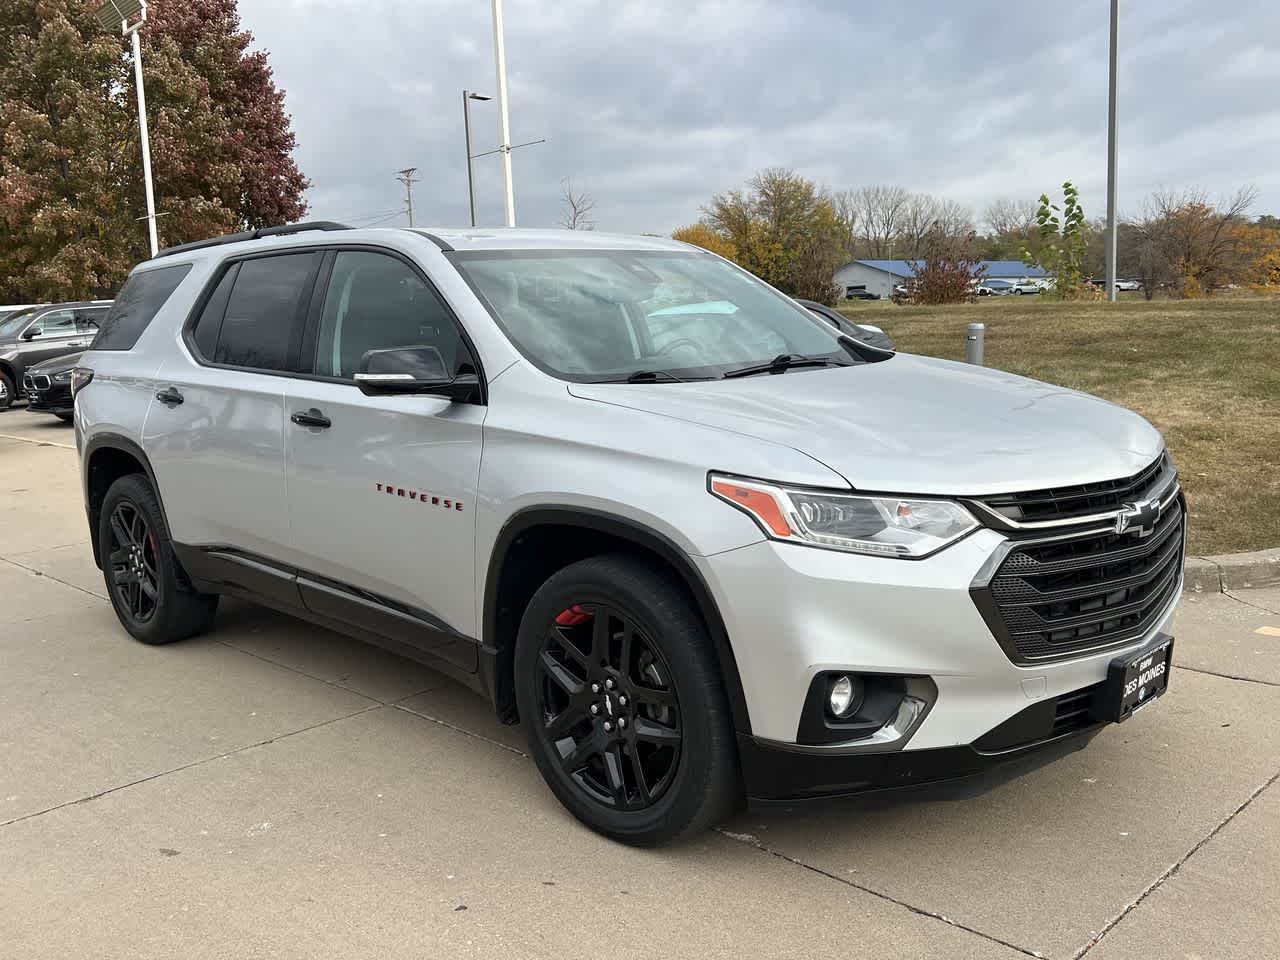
left=94, top=264, right=192, bottom=351
left=207, top=253, right=320, bottom=372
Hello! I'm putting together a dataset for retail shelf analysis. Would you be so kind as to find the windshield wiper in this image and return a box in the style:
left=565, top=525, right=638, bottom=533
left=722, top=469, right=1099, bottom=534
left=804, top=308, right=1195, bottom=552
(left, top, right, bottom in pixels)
left=722, top=354, right=850, bottom=379
left=622, top=369, right=686, bottom=383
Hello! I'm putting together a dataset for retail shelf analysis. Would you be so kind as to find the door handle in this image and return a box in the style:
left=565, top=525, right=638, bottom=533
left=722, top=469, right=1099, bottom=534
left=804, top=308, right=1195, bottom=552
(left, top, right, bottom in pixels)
left=155, top=387, right=184, bottom=406
left=291, top=408, right=332, bottom=429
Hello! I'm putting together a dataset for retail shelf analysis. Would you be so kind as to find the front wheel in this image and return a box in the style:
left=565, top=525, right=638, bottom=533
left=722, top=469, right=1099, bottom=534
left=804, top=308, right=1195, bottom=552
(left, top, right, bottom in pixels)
left=0, top=371, right=13, bottom=410
left=99, top=473, right=219, bottom=645
left=514, top=554, right=739, bottom=845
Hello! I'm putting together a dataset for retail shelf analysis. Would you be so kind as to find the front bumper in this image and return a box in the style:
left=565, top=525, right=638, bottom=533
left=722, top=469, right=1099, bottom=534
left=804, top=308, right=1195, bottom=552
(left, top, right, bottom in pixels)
left=24, top=381, right=73, bottom=415
left=697, top=530, right=1180, bottom=796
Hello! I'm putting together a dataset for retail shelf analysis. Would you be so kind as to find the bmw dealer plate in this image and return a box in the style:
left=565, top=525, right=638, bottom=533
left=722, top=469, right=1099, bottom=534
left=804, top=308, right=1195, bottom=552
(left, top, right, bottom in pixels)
left=1096, top=634, right=1174, bottom=723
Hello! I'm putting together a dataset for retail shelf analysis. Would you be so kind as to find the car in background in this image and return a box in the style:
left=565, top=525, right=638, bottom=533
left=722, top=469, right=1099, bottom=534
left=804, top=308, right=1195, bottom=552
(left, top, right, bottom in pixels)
left=796, top=299, right=895, bottom=352
left=1008, top=279, right=1041, bottom=295
left=0, top=300, right=110, bottom=409
left=23, top=351, right=83, bottom=422
left=844, top=286, right=880, bottom=300
left=0, top=304, right=46, bottom=323
left=976, top=280, right=1013, bottom=296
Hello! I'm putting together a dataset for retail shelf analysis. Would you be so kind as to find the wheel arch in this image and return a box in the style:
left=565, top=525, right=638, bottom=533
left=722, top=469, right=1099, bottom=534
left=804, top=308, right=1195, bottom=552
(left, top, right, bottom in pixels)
left=481, top=506, right=752, bottom=735
left=84, top=433, right=171, bottom=569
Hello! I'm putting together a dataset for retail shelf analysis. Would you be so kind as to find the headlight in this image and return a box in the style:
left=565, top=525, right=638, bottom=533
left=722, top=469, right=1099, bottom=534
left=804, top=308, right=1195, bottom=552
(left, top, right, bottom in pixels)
left=709, top=474, right=979, bottom=559
left=52, top=370, right=73, bottom=383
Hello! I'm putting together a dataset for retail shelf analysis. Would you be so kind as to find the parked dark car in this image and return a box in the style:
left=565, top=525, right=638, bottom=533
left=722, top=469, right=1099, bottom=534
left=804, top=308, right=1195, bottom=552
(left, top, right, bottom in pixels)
left=796, top=299, right=896, bottom=352
left=844, top=286, right=880, bottom=300
left=23, top=351, right=83, bottom=422
left=0, top=300, right=109, bottom=409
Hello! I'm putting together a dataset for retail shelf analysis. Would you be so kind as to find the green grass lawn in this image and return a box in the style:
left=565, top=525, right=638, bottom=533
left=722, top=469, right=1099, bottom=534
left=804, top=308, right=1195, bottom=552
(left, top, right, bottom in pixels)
left=838, top=293, right=1280, bottom=555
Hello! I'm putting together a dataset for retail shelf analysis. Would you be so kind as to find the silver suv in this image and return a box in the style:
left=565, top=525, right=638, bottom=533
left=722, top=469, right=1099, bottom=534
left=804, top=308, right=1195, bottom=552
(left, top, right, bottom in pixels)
left=74, top=224, right=1183, bottom=845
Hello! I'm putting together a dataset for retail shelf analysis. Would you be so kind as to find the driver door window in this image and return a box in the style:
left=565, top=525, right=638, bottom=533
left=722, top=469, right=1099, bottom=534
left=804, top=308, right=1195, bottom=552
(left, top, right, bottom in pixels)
left=29, top=310, right=76, bottom=338
left=312, top=251, right=470, bottom=379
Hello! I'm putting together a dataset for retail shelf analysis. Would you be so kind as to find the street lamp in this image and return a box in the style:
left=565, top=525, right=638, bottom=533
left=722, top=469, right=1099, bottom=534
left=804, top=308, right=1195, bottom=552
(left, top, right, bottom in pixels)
left=1104, top=0, right=1119, bottom=302
left=95, top=0, right=159, bottom=258
left=491, top=0, right=515, bottom=226
left=462, top=91, right=491, bottom=227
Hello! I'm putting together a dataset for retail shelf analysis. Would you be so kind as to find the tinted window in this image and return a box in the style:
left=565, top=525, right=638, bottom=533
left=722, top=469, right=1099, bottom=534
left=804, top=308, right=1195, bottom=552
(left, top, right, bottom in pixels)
left=32, top=309, right=76, bottom=337
left=214, top=253, right=320, bottom=371
left=191, top=266, right=238, bottom=360
left=94, top=265, right=192, bottom=351
left=76, top=308, right=106, bottom=334
left=313, top=251, right=469, bottom=379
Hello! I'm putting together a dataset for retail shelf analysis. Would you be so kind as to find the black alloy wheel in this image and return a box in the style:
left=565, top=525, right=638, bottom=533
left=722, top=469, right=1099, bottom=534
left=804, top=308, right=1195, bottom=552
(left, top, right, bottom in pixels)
left=536, top=602, right=682, bottom=811
left=107, top=500, right=161, bottom=624
left=98, top=473, right=218, bottom=645
left=514, top=554, right=739, bottom=846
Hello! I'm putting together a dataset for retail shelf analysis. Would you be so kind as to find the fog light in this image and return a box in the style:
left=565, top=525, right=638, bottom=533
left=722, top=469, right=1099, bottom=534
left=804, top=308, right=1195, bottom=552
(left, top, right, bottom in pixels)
left=827, top=674, right=863, bottom=718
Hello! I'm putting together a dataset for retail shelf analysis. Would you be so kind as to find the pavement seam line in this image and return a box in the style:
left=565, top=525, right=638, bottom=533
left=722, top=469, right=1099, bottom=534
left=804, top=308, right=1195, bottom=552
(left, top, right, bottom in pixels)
left=1073, top=765, right=1280, bottom=958
left=0, top=554, right=107, bottom=602
left=714, top=828, right=1045, bottom=959
left=214, top=639, right=387, bottom=705
left=0, top=704, right=384, bottom=831
left=0, top=432, right=75, bottom=449
left=391, top=702, right=529, bottom=758
left=1173, top=663, right=1280, bottom=688
left=1222, top=588, right=1280, bottom=616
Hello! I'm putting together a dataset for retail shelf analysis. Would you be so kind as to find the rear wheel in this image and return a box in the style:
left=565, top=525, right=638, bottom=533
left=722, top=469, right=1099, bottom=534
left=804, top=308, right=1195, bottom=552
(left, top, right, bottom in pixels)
left=514, top=554, right=739, bottom=845
left=99, top=474, right=218, bottom=645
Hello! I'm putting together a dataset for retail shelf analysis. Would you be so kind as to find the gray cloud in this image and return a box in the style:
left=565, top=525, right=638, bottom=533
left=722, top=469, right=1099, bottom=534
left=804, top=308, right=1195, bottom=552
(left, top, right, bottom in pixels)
left=240, top=0, right=1280, bottom=233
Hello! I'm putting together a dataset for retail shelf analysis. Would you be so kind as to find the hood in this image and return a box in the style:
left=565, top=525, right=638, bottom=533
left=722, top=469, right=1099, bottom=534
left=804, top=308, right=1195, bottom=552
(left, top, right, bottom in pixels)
left=29, top=351, right=84, bottom=375
left=567, top=354, right=1164, bottom=496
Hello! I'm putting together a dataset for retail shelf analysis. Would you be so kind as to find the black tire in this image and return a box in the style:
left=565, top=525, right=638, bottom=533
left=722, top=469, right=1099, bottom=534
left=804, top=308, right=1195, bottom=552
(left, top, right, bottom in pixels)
left=0, top=370, right=14, bottom=410
left=99, top=473, right=218, bottom=645
left=514, top=554, right=739, bottom=845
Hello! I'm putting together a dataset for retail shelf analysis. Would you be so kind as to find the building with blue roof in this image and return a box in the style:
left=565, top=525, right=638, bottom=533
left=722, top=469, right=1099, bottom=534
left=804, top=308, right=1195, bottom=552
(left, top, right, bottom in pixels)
left=835, top=259, right=1049, bottom=299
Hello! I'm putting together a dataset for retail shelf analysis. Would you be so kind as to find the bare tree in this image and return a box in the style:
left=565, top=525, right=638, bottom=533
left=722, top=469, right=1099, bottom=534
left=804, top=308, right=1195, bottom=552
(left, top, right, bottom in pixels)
left=558, top=178, right=596, bottom=231
left=983, top=197, right=1038, bottom=236
left=830, top=189, right=861, bottom=262
left=847, top=185, right=910, bottom=258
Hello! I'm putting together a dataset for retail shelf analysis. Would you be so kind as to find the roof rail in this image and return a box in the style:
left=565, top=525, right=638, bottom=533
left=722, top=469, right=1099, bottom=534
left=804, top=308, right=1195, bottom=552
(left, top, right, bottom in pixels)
left=153, top=221, right=352, bottom=260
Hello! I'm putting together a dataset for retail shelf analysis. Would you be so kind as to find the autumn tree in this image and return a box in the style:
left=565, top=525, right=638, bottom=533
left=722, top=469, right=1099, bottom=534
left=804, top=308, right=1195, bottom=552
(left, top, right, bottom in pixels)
left=701, top=168, right=843, bottom=304
left=671, top=223, right=737, bottom=261
left=1129, top=187, right=1257, bottom=297
left=0, top=0, right=309, bottom=303
left=908, top=229, right=984, bottom=305
left=980, top=197, right=1039, bottom=260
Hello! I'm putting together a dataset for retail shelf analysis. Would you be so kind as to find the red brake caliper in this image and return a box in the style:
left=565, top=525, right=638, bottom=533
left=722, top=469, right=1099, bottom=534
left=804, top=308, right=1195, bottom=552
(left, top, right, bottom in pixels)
left=555, top=604, right=592, bottom=626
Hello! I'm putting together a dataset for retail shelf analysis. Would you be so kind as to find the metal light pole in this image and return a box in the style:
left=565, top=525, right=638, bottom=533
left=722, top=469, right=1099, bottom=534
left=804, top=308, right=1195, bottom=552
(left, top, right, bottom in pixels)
left=95, top=0, right=158, bottom=257
left=491, top=0, right=516, bottom=227
left=1104, top=0, right=1119, bottom=302
left=462, top=91, right=492, bottom=227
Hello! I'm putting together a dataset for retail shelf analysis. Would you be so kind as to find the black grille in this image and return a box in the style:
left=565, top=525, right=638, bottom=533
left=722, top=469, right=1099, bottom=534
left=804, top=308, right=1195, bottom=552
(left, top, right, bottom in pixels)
left=32, top=374, right=51, bottom=391
left=977, top=452, right=1173, bottom=524
left=976, top=497, right=1184, bottom=663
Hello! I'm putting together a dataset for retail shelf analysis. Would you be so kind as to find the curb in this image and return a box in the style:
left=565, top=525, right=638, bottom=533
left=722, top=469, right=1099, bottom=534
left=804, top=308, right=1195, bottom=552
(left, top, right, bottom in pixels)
left=1184, top=548, right=1280, bottom=594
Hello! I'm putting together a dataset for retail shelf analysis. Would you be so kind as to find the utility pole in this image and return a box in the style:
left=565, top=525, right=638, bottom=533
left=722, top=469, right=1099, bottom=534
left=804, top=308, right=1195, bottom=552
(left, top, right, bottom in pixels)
left=462, top=90, right=492, bottom=227
left=396, top=167, right=420, bottom=228
left=1104, top=0, right=1119, bottom=302
left=491, top=0, right=516, bottom=227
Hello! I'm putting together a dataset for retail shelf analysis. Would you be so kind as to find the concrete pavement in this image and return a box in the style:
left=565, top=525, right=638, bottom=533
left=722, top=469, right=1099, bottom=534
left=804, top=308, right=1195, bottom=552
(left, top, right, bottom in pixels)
left=1, top=407, right=1277, bottom=958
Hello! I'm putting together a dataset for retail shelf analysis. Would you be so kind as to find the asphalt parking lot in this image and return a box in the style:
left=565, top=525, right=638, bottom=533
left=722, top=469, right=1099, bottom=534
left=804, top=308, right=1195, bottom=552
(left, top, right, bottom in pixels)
left=2, top=406, right=1278, bottom=959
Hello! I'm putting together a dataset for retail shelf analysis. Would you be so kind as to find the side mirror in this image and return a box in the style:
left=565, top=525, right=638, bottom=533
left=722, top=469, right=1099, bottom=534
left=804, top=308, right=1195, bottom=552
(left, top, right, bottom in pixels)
left=22, top=327, right=40, bottom=340
left=354, top=346, right=480, bottom=402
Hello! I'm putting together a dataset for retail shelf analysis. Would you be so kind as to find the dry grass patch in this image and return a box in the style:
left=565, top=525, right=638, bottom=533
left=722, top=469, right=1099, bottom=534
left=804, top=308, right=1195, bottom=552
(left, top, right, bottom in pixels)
left=839, top=294, right=1280, bottom=554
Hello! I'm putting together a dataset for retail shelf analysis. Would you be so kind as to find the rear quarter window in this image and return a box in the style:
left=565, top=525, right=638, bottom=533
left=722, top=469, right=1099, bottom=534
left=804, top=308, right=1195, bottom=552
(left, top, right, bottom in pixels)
left=93, top=264, right=193, bottom=351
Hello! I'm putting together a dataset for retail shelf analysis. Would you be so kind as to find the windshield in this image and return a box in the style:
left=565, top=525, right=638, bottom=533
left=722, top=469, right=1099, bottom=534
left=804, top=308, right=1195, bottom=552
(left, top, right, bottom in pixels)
left=450, top=250, right=853, bottom=381
left=0, top=309, right=38, bottom=338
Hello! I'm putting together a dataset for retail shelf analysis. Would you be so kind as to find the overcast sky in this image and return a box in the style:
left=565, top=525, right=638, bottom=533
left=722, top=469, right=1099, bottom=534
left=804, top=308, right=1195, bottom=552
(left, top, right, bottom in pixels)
left=237, top=0, right=1280, bottom=234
